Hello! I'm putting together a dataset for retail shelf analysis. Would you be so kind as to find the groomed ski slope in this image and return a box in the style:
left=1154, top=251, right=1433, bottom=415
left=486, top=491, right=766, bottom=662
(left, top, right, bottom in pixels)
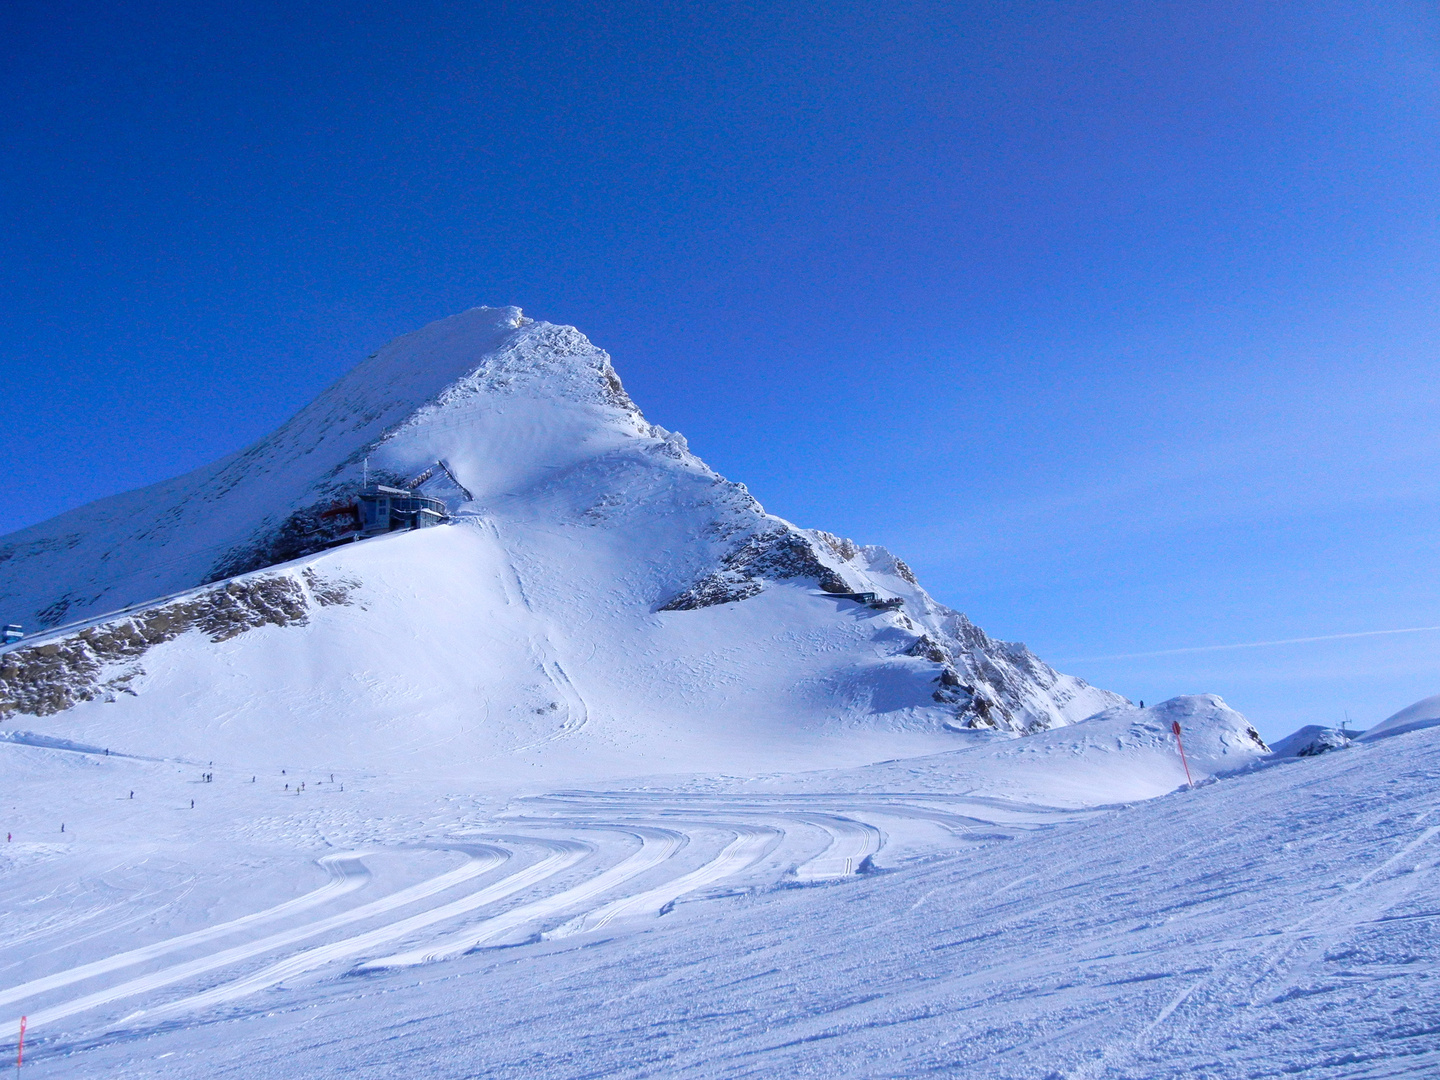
left=6, top=693, right=1436, bottom=1078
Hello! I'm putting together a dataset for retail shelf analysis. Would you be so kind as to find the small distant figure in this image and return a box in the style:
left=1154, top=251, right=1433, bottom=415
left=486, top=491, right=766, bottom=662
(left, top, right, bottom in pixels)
left=104, top=748, right=109, bottom=756
left=1140, top=700, right=1145, bottom=708
left=6, top=832, right=10, bottom=842
left=60, top=823, right=65, bottom=833
left=330, top=774, right=334, bottom=783
left=129, top=791, right=134, bottom=799
left=190, top=799, right=194, bottom=809
left=252, top=776, right=256, bottom=783
left=285, top=783, right=289, bottom=790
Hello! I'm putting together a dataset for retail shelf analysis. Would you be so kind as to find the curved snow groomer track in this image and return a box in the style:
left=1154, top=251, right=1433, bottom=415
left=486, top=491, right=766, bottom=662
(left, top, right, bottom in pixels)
left=6, top=784, right=1107, bottom=1049
left=0, top=852, right=370, bottom=1013
left=13, top=845, right=516, bottom=1031
left=361, top=824, right=689, bottom=969
left=134, top=835, right=600, bottom=1021
left=511, top=791, right=891, bottom=881
left=547, top=823, right=779, bottom=938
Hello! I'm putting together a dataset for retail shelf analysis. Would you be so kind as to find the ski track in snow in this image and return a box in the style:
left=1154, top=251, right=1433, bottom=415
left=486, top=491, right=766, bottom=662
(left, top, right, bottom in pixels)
left=5, top=737, right=1439, bottom=1078
left=0, top=797, right=1001, bottom=1044
left=791, top=814, right=882, bottom=879
left=12, top=847, right=510, bottom=1031
left=480, top=516, right=591, bottom=750
left=1064, top=813, right=1440, bottom=1080
left=0, top=852, right=369, bottom=1011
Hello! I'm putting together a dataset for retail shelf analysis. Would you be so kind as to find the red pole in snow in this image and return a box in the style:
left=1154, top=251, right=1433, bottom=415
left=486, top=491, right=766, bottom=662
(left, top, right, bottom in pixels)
left=15, top=1015, right=24, bottom=1075
left=1171, top=720, right=1194, bottom=789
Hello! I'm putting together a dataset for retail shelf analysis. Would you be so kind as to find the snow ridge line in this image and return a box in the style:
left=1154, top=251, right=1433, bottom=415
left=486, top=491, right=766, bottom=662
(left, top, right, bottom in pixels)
left=0, top=543, right=344, bottom=657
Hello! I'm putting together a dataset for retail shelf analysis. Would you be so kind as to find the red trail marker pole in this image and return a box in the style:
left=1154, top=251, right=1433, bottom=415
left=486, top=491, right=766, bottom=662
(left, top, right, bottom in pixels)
left=15, top=1015, right=25, bottom=1076
left=1171, top=720, right=1194, bottom=789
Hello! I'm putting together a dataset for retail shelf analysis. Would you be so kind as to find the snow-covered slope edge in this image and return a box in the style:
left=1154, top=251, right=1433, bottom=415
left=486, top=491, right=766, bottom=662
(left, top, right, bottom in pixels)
left=0, top=306, right=1123, bottom=739
left=721, top=693, right=1272, bottom=806
left=1360, top=693, right=1440, bottom=742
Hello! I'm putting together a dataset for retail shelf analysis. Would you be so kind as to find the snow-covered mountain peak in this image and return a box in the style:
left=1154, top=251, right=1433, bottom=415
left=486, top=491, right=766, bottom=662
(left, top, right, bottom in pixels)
left=0, top=307, right=656, bottom=625
left=230, top=303, right=655, bottom=512
left=1, top=307, right=1126, bottom=751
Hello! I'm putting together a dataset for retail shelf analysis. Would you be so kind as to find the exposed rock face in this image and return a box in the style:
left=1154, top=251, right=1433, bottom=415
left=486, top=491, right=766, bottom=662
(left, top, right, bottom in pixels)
left=209, top=504, right=361, bottom=583
left=1268, top=724, right=1350, bottom=758
left=912, top=612, right=1107, bottom=733
left=660, top=527, right=851, bottom=611
left=660, top=518, right=1122, bottom=733
left=0, top=571, right=355, bottom=721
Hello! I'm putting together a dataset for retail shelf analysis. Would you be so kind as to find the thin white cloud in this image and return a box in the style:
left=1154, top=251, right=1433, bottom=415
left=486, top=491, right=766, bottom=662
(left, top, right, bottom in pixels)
left=1059, top=626, right=1440, bottom=663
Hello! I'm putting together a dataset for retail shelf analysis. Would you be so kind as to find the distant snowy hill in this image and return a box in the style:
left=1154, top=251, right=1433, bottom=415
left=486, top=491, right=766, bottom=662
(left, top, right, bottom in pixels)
left=1360, top=692, right=1440, bottom=742
left=1265, top=692, right=1440, bottom=757
left=0, top=306, right=1122, bottom=750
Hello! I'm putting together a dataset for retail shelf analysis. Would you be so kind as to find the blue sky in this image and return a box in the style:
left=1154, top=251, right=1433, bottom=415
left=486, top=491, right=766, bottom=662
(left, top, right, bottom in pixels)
left=3, top=1, right=1438, bottom=738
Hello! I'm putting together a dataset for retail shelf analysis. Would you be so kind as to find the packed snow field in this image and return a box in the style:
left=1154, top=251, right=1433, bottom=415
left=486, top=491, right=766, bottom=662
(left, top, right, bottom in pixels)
left=1, top=307, right=1436, bottom=1076
left=2, top=710, right=1438, bottom=1078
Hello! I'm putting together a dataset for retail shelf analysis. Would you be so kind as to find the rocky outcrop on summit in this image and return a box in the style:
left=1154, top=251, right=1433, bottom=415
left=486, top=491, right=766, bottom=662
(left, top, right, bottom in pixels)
left=914, top=613, right=1113, bottom=733
left=1268, top=725, right=1350, bottom=758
